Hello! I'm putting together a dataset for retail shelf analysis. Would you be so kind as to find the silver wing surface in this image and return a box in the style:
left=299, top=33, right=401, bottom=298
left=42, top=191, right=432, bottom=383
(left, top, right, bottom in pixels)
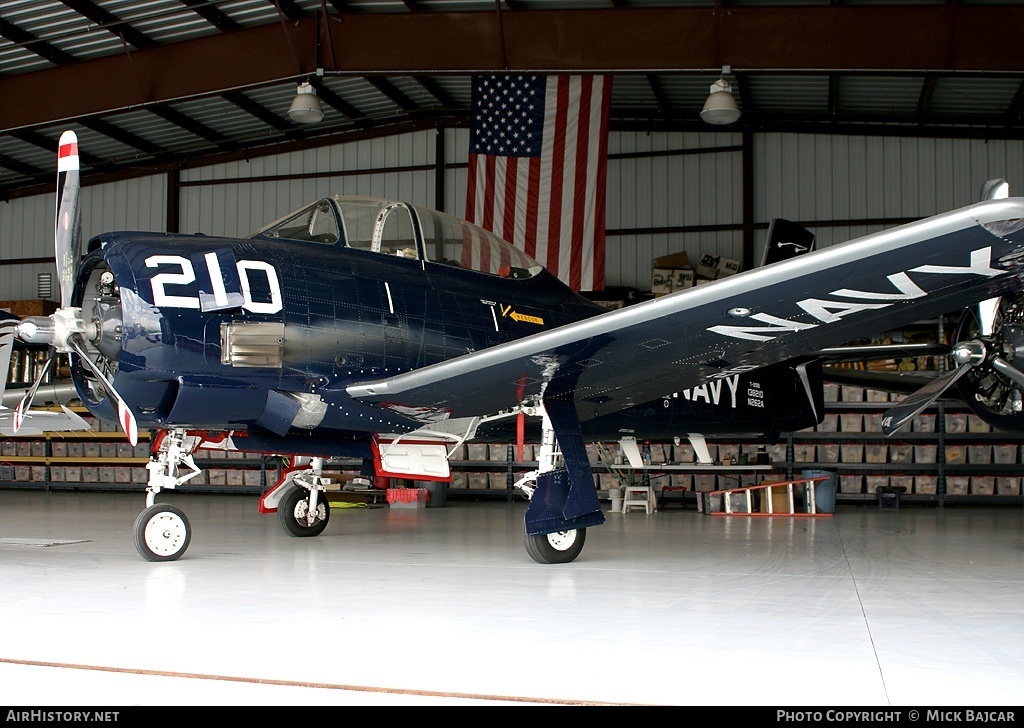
left=349, top=198, right=1024, bottom=424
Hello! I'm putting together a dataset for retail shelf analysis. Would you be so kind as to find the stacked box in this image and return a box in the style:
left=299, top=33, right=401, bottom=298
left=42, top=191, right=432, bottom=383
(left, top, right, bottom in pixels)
left=0, top=442, right=15, bottom=457
left=967, top=445, right=992, bottom=464
left=841, top=444, right=864, bottom=462
left=914, top=444, right=937, bottom=463
left=83, top=442, right=100, bottom=458
left=670, top=473, right=693, bottom=489
left=30, top=441, right=46, bottom=457
left=67, top=442, right=84, bottom=458
left=792, top=444, right=815, bottom=462
left=945, top=414, right=967, bottom=433
left=488, top=472, right=508, bottom=489
left=816, top=413, right=839, bottom=432
left=970, top=476, right=995, bottom=495
left=768, top=444, right=787, bottom=463
left=694, top=474, right=717, bottom=492
left=449, top=472, right=468, bottom=489
left=840, top=414, right=863, bottom=432
left=207, top=469, right=226, bottom=485
left=80, top=466, right=99, bottom=482
left=912, top=414, right=936, bottom=433
left=64, top=466, right=82, bottom=483
left=823, top=383, right=839, bottom=402
left=889, top=445, right=912, bottom=463
left=717, top=443, right=741, bottom=464
left=115, top=468, right=132, bottom=484
left=225, top=470, right=244, bottom=486
left=890, top=474, right=914, bottom=492
left=16, top=442, right=31, bottom=457
left=466, top=473, right=489, bottom=489
left=100, top=443, right=117, bottom=458
left=51, top=442, right=68, bottom=457
left=816, top=444, right=839, bottom=463
left=99, top=466, right=116, bottom=483
left=49, top=466, right=65, bottom=482
left=996, top=477, right=1021, bottom=495
left=243, top=470, right=262, bottom=487
left=839, top=474, right=864, bottom=493
left=947, top=476, right=970, bottom=495
left=863, top=414, right=884, bottom=432
left=466, top=444, right=488, bottom=461
left=865, top=445, right=888, bottom=463
left=915, top=475, right=938, bottom=494
left=967, top=415, right=991, bottom=433
left=944, top=445, right=966, bottom=464
left=841, top=386, right=864, bottom=402
left=866, top=475, right=890, bottom=493
left=489, top=444, right=510, bottom=461
left=132, top=467, right=148, bottom=484
left=866, top=389, right=890, bottom=402
left=993, top=445, right=1017, bottom=464
left=674, top=443, right=695, bottom=462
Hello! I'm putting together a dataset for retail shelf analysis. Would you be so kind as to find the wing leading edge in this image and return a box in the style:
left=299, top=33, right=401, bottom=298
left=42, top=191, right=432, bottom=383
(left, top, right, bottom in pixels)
left=348, top=198, right=1024, bottom=424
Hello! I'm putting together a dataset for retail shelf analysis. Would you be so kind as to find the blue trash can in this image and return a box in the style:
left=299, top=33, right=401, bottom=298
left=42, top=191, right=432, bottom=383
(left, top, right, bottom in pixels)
left=801, top=469, right=835, bottom=514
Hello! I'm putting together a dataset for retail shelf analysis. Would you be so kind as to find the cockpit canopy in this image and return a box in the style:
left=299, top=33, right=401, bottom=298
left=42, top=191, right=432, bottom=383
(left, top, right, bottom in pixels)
left=253, top=195, right=543, bottom=280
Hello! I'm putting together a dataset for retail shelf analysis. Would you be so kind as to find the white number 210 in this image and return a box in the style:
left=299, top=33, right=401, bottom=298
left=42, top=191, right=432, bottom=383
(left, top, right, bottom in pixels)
left=145, top=254, right=282, bottom=314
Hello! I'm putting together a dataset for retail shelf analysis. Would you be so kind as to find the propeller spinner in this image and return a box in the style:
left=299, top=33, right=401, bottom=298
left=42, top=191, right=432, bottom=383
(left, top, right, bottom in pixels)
left=11, top=131, right=138, bottom=445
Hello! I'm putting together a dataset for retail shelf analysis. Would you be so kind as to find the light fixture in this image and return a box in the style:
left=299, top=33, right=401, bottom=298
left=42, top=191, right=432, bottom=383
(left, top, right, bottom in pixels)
left=288, top=81, right=324, bottom=124
left=700, top=71, right=741, bottom=126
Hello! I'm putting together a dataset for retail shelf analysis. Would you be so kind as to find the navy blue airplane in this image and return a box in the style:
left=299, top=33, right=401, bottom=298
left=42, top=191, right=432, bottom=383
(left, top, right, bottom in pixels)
left=5, top=130, right=1024, bottom=563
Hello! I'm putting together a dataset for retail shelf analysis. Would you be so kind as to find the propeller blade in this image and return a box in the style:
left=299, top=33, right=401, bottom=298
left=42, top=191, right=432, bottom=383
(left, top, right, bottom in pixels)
left=13, top=353, right=56, bottom=435
left=66, top=333, right=138, bottom=446
left=881, top=366, right=973, bottom=436
left=54, top=130, right=82, bottom=310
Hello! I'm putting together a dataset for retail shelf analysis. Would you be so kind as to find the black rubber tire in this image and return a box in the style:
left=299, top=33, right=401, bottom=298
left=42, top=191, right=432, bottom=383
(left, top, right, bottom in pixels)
left=523, top=525, right=586, bottom=564
left=134, top=503, right=191, bottom=562
left=278, top=484, right=330, bottom=537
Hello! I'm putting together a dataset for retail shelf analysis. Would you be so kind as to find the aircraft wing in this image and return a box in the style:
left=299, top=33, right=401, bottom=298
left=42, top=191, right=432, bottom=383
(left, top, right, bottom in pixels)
left=348, top=198, right=1024, bottom=424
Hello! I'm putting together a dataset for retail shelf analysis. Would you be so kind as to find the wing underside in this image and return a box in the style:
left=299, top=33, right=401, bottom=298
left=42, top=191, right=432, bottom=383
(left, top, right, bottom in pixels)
left=348, top=199, right=1024, bottom=424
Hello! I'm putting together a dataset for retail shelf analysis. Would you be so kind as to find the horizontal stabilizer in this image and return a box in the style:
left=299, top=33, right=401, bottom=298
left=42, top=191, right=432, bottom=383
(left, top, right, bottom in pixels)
left=0, top=405, right=91, bottom=436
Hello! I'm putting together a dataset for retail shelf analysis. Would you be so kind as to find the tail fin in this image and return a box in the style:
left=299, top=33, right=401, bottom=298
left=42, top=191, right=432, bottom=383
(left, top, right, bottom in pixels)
left=761, top=218, right=815, bottom=267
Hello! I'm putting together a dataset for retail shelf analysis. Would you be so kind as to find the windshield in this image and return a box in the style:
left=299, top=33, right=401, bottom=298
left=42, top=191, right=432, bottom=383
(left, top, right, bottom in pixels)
left=253, top=196, right=542, bottom=279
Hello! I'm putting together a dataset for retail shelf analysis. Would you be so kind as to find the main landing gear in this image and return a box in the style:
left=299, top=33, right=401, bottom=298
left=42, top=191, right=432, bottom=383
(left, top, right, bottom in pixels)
left=513, top=406, right=588, bottom=565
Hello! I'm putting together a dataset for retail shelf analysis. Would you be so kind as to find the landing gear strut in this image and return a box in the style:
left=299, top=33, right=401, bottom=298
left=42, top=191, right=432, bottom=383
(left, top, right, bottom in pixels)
left=514, top=406, right=587, bottom=565
left=134, top=429, right=201, bottom=562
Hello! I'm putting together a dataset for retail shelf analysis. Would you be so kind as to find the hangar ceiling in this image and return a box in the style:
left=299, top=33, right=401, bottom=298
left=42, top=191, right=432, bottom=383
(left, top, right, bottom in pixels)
left=1, top=0, right=1023, bottom=200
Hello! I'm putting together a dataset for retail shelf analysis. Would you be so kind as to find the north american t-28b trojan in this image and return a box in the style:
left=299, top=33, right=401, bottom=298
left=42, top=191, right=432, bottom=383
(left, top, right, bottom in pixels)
left=5, top=130, right=1024, bottom=563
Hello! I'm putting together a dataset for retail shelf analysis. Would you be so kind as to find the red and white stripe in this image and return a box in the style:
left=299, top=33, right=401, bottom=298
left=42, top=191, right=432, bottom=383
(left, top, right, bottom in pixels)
left=466, top=75, right=611, bottom=292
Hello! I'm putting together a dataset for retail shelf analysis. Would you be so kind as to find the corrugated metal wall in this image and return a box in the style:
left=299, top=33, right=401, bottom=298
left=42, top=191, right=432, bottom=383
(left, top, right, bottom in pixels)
left=1, top=129, right=1022, bottom=300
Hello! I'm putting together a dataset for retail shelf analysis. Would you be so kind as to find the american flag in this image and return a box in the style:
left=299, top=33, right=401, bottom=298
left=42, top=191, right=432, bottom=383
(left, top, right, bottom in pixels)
left=465, top=74, right=612, bottom=291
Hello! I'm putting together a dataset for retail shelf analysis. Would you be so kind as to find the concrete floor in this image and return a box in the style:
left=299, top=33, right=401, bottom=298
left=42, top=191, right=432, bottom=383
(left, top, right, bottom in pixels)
left=0, top=489, right=1021, bottom=707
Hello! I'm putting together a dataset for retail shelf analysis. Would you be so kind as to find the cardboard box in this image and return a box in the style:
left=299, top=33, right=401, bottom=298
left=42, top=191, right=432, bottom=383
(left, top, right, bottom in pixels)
left=915, top=475, right=937, bottom=494
left=970, top=476, right=995, bottom=495
left=716, top=257, right=740, bottom=278
left=947, top=476, right=970, bottom=495
left=839, top=474, right=864, bottom=493
left=996, top=477, right=1021, bottom=495
left=651, top=267, right=694, bottom=296
left=0, top=300, right=58, bottom=317
left=653, top=251, right=690, bottom=269
left=695, top=252, right=721, bottom=279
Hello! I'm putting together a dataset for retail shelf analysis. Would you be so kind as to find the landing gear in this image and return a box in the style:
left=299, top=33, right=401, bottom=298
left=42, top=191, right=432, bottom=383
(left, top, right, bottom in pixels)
left=278, top=482, right=330, bottom=537
left=134, top=503, right=191, bottom=562
left=523, top=526, right=586, bottom=564
left=514, top=406, right=593, bottom=565
left=133, top=428, right=202, bottom=562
